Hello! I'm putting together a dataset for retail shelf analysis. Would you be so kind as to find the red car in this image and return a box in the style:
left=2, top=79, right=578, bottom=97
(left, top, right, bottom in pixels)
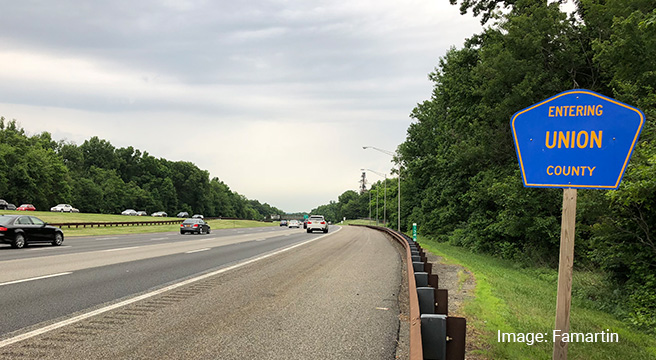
left=16, top=204, right=36, bottom=211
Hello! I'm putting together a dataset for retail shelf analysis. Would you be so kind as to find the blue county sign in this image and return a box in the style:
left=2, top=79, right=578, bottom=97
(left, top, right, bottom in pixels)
left=511, top=89, right=644, bottom=189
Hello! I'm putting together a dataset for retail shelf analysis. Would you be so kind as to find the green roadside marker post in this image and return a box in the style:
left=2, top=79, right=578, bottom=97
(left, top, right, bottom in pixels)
left=412, top=223, right=417, bottom=242
left=511, top=89, right=644, bottom=360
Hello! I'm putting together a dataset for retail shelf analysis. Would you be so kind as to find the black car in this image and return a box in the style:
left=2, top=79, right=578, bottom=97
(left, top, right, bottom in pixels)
left=180, top=218, right=211, bottom=235
left=0, top=215, right=64, bottom=249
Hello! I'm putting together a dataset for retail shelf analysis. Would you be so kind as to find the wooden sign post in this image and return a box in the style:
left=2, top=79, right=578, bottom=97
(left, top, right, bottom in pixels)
left=553, top=188, right=577, bottom=359
left=511, top=89, right=644, bottom=360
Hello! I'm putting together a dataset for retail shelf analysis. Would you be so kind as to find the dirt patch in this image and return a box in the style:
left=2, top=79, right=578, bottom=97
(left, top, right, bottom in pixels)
left=424, top=252, right=489, bottom=359
left=424, top=252, right=475, bottom=316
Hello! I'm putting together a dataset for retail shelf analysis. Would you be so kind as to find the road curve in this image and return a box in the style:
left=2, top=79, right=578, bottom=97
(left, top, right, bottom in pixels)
left=0, top=226, right=405, bottom=360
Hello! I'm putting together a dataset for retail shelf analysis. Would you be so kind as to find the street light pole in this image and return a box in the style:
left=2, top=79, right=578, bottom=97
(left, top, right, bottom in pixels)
left=362, top=168, right=387, bottom=226
left=376, top=186, right=379, bottom=225
left=363, top=146, right=401, bottom=232
left=368, top=188, right=372, bottom=224
left=384, top=174, right=387, bottom=225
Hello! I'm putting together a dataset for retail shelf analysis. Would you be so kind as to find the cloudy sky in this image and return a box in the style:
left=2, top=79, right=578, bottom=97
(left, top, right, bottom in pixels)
left=0, top=0, right=482, bottom=213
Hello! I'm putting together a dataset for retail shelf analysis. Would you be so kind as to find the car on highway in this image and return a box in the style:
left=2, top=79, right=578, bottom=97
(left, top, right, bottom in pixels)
left=121, top=209, right=137, bottom=216
left=192, top=214, right=204, bottom=219
left=288, top=220, right=300, bottom=228
left=136, top=211, right=148, bottom=216
left=280, top=220, right=288, bottom=227
left=306, top=215, right=328, bottom=233
left=176, top=212, right=189, bottom=218
left=17, top=204, right=36, bottom=211
left=180, top=218, right=211, bottom=235
left=50, top=204, right=79, bottom=213
left=6, top=203, right=16, bottom=210
left=0, top=215, right=65, bottom=249
left=151, top=211, right=168, bottom=217
left=0, top=199, right=8, bottom=210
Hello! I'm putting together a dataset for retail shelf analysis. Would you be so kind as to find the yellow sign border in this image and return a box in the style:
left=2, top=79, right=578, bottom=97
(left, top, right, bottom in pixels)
left=511, top=90, right=644, bottom=189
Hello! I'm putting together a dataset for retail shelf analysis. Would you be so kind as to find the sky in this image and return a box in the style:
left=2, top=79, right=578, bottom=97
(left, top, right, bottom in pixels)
left=0, top=0, right=482, bottom=213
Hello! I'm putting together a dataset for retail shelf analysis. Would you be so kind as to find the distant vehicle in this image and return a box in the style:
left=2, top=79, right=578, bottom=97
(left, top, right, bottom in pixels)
left=0, top=215, right=64, bottom=249
left=306, top=215, right=328, bottom=233
left=191, top=214, right=204, bottom=219
left=6, top=204, right=16, bottom=210
left=180, top=218, right=211, bottom=235
left=288, top=220, right=300, bottom=228
left=17, top=204, right=36, bottom=211
left=151, top=211, right=168, bottom=217
left=280, top=220, right=288, bottom=227
left=136, top=211, right=148, bottom=216
left=0, top=199, right=8, bottom=210
left=50, top=204, right=79, bottom=213
left=303, top=220, right=308, bottom=229
left=121, top=209, right=137, bottom=216
left=176, top=212, right=189, bottom=218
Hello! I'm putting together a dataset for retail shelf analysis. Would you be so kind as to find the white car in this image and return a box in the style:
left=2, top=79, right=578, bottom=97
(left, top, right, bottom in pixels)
left=50, top=204, right=79, bottom=213
left=306, top=215, right=328, bottom=233
left=121, top=209, right=137, bottom=216
left=288, top=220, right=300, bottom=228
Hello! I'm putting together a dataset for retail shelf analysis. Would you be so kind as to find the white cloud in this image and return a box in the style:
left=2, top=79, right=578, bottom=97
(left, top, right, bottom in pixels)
left=0, top=0, right=482, bottom=212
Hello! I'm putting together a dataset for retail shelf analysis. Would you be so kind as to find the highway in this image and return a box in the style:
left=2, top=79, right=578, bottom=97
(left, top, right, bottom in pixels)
left=0, top=225, right=406, bottom=359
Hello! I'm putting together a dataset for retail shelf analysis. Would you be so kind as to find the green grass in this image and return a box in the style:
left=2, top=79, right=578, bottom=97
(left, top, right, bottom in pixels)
left=342, top=219, right=378, bottom=226
left=418, top=236, right=656, bottom=360
left=0, top=210, right=276, bottom=237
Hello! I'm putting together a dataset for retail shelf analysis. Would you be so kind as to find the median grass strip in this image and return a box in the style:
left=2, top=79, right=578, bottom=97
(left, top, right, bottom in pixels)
left=0, top=210, right=276, bottom=237
left=418, top=237, right=656, bottom=360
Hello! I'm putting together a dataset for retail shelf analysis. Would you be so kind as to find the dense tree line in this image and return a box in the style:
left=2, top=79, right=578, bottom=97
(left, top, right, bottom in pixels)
left=0, top=118, right=284, bottom=220
left=400, top=0, right=655, bottom=331
left=315, top=0, right=656, bottom=331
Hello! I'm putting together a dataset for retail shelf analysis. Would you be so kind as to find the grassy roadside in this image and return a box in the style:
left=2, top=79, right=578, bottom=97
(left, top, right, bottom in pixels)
left=0, top=210, right=276, bottom=237
left=418, top=236, right=656, bottom=360
left=341, top=219, right=378, bottom=226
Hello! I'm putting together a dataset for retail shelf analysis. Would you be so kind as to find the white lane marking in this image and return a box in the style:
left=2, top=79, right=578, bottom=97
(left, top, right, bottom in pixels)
left=185, top=248, right=210, bottom=254
left=96, top=237, right=119, bottom=241
left=255, top=238, right=266, bottom=242
left=149, top=237, right=167, bottom=241
left=101, top=246, right=142, bottom=252
left=237, top=231, right=244, bottom=234
left=0, top=272, right=73, bottom=287
left=0, top=226, right=341, bottom=349
left=27, top=246, right=72, bottom=251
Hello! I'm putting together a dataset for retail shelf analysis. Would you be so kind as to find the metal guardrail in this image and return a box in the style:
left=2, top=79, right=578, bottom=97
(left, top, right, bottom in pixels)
left=49, top=220, right=185, bottom=228
left=354, top=225, right=466, bottom=360
left=49, top=216, right=245, bottom=228
left=352, top=224, right=423, bottom=360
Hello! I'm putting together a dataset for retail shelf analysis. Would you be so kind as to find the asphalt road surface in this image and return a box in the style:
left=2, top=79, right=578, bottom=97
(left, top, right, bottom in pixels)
left=0, top=225, right=405, bottom=359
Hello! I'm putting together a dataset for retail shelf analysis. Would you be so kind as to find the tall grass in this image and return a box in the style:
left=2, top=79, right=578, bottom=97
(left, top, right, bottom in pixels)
left=419, top=237, right=656, bottom=360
